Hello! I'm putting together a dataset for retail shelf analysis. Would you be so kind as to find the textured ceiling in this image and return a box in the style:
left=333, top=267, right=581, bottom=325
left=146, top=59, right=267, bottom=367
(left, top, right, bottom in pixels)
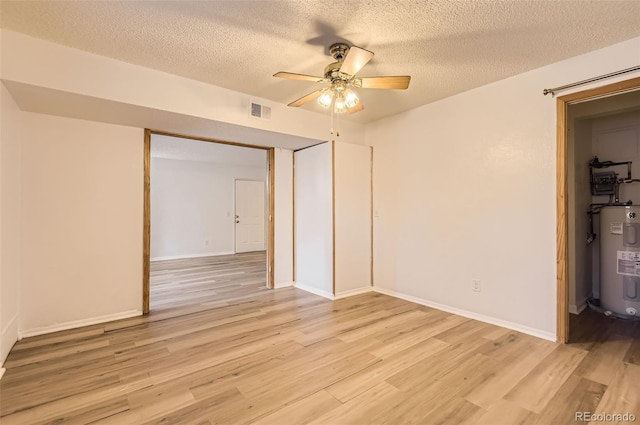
left=151, top=134, right=267, bottom=167
left=1, top=1, right=640, bottom=124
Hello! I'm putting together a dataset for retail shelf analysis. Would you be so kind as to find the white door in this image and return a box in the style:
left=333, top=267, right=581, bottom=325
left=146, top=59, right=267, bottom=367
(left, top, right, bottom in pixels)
left=235, top=180, right=265, bottom=253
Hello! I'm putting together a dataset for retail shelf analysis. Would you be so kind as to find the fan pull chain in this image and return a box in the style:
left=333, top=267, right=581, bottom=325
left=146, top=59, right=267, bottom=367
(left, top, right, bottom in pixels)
left=328, top=97, right=341, bottom=137
left=330, top=107, right=334, bottom=135
left=330, top=97, right=335, bottom=135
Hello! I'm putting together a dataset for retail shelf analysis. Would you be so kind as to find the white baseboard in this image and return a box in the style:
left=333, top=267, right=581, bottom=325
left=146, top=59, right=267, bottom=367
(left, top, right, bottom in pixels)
left=373, top=287, right=556, bottom=342
left=294, top=282, right=335, bottom=300
left=1, top=312, right=19, bottom=366
left=569, top=296, right=590, bottom=315
left=1, top=312, right=18, bottom=337
left=334, top=287, right=373, bottom=299
left=274, top=281, right=294, bottom=289
left=18, top=310, right=142, bottom=339
left=151, top=251, right=235, bottom=261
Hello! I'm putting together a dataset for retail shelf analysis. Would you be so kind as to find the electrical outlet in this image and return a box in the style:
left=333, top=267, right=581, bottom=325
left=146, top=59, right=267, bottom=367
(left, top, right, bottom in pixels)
left=472, top=279, right=481, bottom=292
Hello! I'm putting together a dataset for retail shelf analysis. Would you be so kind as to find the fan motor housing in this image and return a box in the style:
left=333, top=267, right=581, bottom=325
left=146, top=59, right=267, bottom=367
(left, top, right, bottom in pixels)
left=325, top=43, right=353, bottom=81
left=324, top=62, right=343, bottom=80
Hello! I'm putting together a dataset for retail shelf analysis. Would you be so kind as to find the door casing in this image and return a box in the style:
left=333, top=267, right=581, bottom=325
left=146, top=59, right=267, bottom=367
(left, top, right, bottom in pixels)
left=143, top=129, right=275, bottom=314
left=556, top=76, right=640, bottom=343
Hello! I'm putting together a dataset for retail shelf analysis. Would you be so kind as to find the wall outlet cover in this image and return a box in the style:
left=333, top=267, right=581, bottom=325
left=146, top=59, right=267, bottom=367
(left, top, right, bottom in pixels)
left=472, top=279, right=482, bottom=292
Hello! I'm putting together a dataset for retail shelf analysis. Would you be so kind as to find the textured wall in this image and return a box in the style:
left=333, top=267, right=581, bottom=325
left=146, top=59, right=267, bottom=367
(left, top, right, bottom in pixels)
left=367, top=37, right=640, bottom=341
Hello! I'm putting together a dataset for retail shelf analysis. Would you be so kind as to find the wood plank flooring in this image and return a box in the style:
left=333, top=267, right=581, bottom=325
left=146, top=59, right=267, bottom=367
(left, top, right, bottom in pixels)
left=1, top=255, right=639, bottom=424
left=150, top=252, right=268, bottom=311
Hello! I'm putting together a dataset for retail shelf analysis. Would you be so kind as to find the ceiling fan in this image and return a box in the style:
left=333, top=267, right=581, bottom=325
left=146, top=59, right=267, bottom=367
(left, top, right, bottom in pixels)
left=274, top=43, right=411, bottom=117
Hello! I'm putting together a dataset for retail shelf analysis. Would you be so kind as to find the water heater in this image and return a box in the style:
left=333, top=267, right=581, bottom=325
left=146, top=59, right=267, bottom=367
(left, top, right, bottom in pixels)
left=600, top=206, right=640, bottom=316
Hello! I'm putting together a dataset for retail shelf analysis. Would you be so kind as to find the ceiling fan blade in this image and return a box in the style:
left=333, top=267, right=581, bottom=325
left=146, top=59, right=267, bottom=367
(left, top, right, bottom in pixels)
left=358, top=76, right=411, bottom=89
left=347, top=103, right=364, bottom=114
left=339, top=46, right=374, bottom=77
left=288, top=90, right=324, bottom=107
left=274, top=72, right=326, bottom=82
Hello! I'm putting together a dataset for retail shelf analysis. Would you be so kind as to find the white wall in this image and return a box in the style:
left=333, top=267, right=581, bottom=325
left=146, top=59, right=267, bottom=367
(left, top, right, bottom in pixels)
left=274, top=148, right=294, bottom=287
left=20, top=113, right=143, bottom=336
left=294, top=142, right=333, bottom=298
left=568, top=117, right=593, bottom=314
left=334, top=142, right=372, bottom=296
left=367, top=37, right=640, bottom=341
left=150, top=157, right=266, bottom=260
left=0, top=29, right=365, bottom=146
left=0, top=83, right=22, bottom=367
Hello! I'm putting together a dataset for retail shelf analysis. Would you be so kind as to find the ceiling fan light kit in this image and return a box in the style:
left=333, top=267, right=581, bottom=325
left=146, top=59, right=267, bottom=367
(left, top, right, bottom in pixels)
left=274, top=42, right=411, bottom=136
left=317, top=84, right=360, bottom=111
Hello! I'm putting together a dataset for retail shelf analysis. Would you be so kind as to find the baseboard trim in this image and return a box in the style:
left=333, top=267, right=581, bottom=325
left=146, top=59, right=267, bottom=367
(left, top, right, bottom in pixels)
left=19, top=310, right=143, bottom=339
left=151, top=251, right=235, bottom=261
left=1, top=312, right=19, bottom=365
left=294, top=282, right=335, bottom=300
left=334, top=287, right=373, bottom=299
left=569, top=296, right=589, bottom=315
left=274, top=282, right=294, bottom=289
left=1, top=312, right=18, bottom=337
left=373, top=287, right=556, bottom=342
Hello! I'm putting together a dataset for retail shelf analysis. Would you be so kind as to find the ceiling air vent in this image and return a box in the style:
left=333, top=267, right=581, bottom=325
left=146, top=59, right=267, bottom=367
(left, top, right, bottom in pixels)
left=250, top=102, right=271, bottom=119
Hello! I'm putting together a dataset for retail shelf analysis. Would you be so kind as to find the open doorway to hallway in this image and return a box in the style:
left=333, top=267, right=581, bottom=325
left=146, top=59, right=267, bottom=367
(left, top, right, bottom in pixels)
left=146, top=132, right=273, bottom=312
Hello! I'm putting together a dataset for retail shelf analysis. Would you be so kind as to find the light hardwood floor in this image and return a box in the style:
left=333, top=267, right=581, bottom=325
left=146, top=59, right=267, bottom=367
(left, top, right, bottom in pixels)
left=149, top=252, right=269, bottom=311
left=1, top=254, right=639, bottom=424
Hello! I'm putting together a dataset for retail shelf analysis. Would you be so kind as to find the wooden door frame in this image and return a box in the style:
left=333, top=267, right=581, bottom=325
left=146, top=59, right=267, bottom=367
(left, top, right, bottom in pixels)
left=143, top=129, right=275, bottom=314
left=556, top=76, right=640, bottom=343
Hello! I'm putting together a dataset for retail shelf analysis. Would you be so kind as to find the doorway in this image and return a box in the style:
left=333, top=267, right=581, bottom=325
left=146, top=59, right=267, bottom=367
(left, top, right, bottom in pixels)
left=557, top=76, right=640, bottom=342
left=142, top=130, right=275, bottom=313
